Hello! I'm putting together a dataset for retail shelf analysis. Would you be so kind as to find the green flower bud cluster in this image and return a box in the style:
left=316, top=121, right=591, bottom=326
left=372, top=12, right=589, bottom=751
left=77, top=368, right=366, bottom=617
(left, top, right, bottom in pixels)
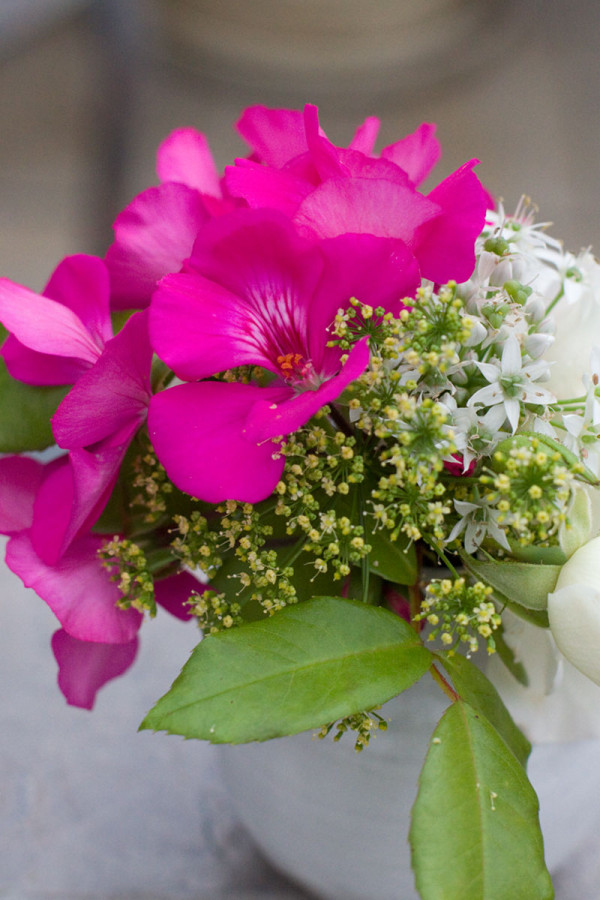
left=416, top=577, right=500, bottom=656
left=171, top=510, right=225, bottom=574
left=368, top=398, right=453, bottom=543
left=172, top=502, right=297, bottom=619
left=277, top=413, right=372, bottom=580
left=130, top=435, right=173, bottom=525
left=318, top=707, right=387, bottom=752
left=480, top=437, right=575, bottom=545
left=393, top=283, right=474, bottom=388
left=99, top=537, right=156, bottom=615
left=186, top=588, right=242, bottom=635
left=328, top=297, right=390, bottom=351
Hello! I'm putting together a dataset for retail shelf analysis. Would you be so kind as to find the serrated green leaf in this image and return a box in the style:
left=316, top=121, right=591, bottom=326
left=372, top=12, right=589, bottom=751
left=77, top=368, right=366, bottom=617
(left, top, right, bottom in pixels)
left=410, top=701, right=553, bottom=900
left=438, top=653, right=530, bottom=767
left=141, top=596, right=432, bottom=743
left=0, top=358, right=68, bottom=452
left=461, top=554, right=559, bottom=612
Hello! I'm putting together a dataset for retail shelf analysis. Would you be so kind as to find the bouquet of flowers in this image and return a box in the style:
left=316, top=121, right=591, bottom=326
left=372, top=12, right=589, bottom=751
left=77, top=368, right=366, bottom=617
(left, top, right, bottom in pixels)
left=2, top=104, right=600, bottom=898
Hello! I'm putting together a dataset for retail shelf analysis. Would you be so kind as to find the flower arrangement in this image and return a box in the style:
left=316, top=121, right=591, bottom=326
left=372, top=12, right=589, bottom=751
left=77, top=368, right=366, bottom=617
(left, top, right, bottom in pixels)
left=2, top=104, right=600, bottom=898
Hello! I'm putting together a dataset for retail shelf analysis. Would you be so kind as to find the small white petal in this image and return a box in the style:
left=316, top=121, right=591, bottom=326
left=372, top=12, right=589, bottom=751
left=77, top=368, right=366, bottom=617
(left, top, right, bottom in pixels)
left=501, top=335, right=523, bottom=375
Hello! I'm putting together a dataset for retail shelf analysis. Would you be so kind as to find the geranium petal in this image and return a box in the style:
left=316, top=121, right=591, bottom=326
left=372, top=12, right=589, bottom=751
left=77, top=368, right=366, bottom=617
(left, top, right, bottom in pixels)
left=30, top=445, right=130, bottom=567
left=1, top=334, right=90, bottom=385
left=348, top=116, right=380, bottom=154
left=188, top=208, right=322, bottom=310
left=51, top=628, right=139, bottom=710
left=30, top=456, right=74, bottom=565
left=381, top=123, right=441, bottom=186
left=105, top=182, right=210, bottom=309
left=303, top=104, right=347, bottom=180
left=294, top=176, right=439, bottom=244
left=156, top=127, right=221, bottom=196
left=0, top=456, right=45, bottom=533
left=152, top=211, right=323, bottom=379
left=43, top=254, right=113, bottom=346
left=236, top=105, right=307, bottom=166
left=6, top=532, right=142, bottom=643
left=413, top=160, right=487, bottom=283
left=150, top=272, right=274, bottom=378
left=308, top=233, right=419, bottom=370
left=52, top=310, right=151, bottom=449
left=224, top=159, right=311, bottom=215
left=148, top=381, right=287, bottom=503
left=0, top=280, right=102, bottom=364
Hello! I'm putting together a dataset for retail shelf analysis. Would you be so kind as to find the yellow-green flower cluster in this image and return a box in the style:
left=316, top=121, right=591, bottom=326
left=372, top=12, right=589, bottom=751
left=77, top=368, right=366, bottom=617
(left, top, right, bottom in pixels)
left=416, top=577, right=501, bottom=656
left=172, top=502, right=297, bottom=619
left=480, top=437, right=576, bottom=545
left=393, top=283, right=475, bottom=386
left=99, top=537, right=156, bottom=615
left=276, top=412, right=372, bottom=580
left=367, top=397, right=454, bottom=544
left=171, top=510, right=225, bottom=574
left=318, top=707, right=387, bottom=752
left=186, top=589, right=242, bottom=635
left=130, top=438, right=173, bottom=525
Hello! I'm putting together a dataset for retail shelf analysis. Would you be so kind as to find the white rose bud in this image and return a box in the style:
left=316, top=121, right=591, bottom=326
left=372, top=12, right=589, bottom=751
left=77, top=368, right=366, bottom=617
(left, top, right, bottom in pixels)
left=548, top=535, right=600, bottom=685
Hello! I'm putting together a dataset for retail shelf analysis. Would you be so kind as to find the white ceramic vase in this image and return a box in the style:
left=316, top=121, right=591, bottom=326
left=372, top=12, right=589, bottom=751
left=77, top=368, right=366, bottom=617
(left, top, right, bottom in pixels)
left=219, top=674, right=600, bottom=899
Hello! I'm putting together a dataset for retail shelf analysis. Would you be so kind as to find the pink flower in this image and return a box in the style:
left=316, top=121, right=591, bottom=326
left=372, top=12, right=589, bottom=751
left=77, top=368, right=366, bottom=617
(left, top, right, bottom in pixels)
left=0, top=455, right=142, bottom=642
left=0, top=455, right=199, bottom=708
left=0, top=257, right=154, bottom=561
left=225, top=104, right=487, bottom=284
left=105, top=127, right=235, bottom=310
left=0, top=254, right=113, bottom=385
left=148, top=208, right=420, bottom=503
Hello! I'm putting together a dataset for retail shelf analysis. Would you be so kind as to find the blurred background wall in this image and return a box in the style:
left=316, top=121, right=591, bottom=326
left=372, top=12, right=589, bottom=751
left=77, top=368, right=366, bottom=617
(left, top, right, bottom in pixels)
left=1, top=0, right=599, bottom=291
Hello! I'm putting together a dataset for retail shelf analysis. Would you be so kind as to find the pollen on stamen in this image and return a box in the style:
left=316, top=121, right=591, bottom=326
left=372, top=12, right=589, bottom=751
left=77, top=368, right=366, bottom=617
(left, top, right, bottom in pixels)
left=277, top=352, right=313, bottom=383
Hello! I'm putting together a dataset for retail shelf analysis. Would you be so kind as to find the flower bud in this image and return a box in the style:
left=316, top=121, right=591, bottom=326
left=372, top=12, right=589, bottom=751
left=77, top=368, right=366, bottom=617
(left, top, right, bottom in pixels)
left=548, top=535, right=600, bottom=685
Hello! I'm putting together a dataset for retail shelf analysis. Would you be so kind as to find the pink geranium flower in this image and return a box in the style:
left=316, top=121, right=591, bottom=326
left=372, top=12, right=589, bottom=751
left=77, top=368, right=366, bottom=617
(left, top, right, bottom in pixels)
left=0, top=256, right=154, bottom=560
left=225, top=104, right=488, bottom=284
left=0, top=455, right=198, bottom=708
left=148, top=208, right=420, bottom=503
left=105, top=127, right=235, bottom=310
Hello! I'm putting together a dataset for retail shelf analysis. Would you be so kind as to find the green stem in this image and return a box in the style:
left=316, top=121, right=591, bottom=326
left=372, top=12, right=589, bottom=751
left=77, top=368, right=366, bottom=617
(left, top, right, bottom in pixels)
left=280, top=537, right=308, bottom=569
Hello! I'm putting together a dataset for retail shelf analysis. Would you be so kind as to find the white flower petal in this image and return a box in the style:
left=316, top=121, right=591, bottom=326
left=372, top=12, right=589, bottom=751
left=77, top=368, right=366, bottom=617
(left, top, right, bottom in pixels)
left=501, top=335, right=523, bottom=375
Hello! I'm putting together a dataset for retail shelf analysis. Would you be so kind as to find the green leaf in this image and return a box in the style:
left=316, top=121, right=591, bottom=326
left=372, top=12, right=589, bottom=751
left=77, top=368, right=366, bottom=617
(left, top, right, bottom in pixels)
left=493, top=624, right=529, bottom=688
left=141, top=596, right=432, bottom=743
left=367, top=526, right=418, bottom=585
left=0, top=357, right=68, bottom=452
left=505, top=544, right=567, bottom=566
left=410, top=701, right=554, bottom=900
left=438, top=653, right=530, bottom=767
left=461, top=554, right=560, bottom=612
